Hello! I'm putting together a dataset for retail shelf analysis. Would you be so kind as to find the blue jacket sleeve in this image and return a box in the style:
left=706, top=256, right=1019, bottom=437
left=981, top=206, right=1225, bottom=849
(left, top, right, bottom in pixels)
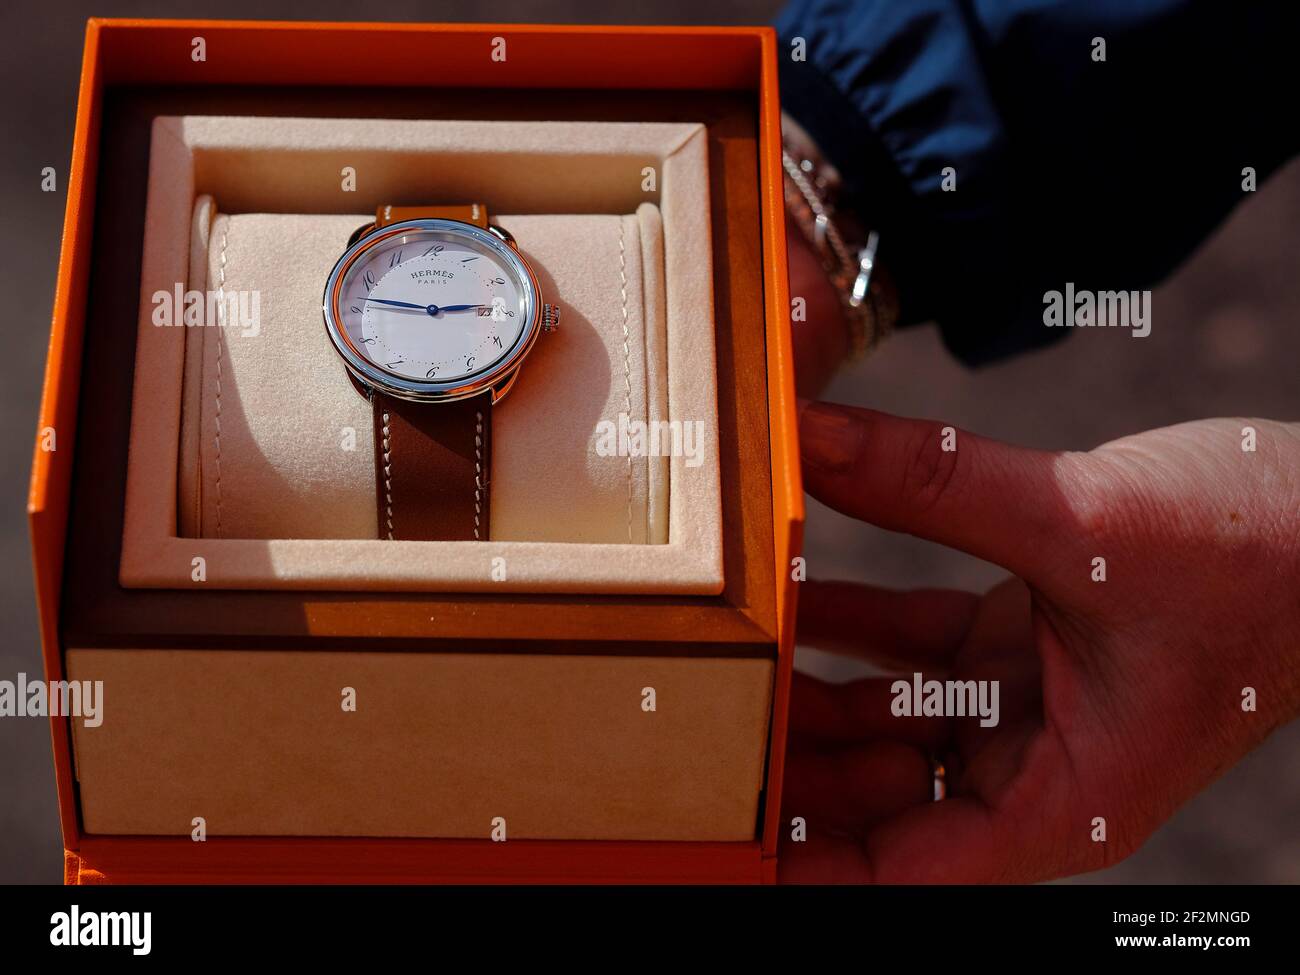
left=775, top=0, right=1296, bottom=364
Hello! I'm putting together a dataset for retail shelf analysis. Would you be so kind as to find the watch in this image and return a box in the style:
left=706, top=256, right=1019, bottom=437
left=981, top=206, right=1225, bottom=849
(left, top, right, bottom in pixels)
left=322, top=204, right=560, bottom=541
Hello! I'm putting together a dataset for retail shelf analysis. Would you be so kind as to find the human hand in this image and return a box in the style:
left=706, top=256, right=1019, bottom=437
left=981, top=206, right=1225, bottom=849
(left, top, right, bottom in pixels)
left=782, top=403, right=1300, bottom=882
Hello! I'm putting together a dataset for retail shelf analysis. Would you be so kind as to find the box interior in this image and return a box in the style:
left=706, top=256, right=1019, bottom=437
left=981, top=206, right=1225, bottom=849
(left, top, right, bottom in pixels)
left=122, top=114, right=724, bottom=594
left=60, top=84, right=777, bottom=650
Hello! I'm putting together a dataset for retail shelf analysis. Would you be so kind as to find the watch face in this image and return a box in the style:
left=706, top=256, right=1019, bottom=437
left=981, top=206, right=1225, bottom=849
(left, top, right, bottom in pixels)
left=323, top=218, right=539, bottom=400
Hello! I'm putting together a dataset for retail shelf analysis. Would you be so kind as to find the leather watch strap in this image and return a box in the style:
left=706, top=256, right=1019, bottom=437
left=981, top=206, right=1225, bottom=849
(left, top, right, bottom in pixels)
left=370, top=202, right=492, bottom=541
left=373, top=391, right=491, bottom=541
left=375, top=203, right=489, bottom=230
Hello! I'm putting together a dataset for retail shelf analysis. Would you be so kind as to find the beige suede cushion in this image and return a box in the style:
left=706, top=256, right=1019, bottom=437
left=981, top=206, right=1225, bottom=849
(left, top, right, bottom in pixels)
left=179, top=200, right=669, bottom=544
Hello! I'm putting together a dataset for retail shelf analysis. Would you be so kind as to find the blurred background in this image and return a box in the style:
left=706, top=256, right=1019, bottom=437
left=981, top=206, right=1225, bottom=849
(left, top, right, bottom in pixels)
left=1, top=0, right=1295, bottom=884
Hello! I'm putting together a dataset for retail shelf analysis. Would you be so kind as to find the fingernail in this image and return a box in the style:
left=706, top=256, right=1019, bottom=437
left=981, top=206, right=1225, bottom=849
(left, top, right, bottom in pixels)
left=798, top=399, right=858, bottom=474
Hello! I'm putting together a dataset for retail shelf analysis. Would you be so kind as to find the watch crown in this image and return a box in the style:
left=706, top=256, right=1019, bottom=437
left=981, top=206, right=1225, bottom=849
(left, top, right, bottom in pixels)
left=542, top=303, right=561, bottom=333
left=488, top=224, right=518, bottom=248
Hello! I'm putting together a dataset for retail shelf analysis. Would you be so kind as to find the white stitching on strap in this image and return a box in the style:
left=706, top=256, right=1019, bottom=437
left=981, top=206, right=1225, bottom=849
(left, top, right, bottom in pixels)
left=474, top=410, right=484, bottom=540
left=381, top=412, right=394, bottom=540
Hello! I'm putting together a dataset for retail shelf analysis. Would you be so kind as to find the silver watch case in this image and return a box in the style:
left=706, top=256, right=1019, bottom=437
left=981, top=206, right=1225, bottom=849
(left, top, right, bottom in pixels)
left=323, top=217, right=544, bottom=405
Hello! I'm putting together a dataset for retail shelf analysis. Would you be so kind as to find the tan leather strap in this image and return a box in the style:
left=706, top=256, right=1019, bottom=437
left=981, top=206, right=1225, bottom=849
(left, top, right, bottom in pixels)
left=374, top=203, right=489, bottom=230
left=372, top=391, right=491, bottom=541
left=370, top=203, right=492, bottom=541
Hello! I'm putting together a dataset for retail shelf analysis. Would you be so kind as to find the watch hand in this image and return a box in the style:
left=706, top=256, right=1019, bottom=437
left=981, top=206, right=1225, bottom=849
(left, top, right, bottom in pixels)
left=365, top=299, right=490, bottom=316
left=365, top=298, right=427, bottom=310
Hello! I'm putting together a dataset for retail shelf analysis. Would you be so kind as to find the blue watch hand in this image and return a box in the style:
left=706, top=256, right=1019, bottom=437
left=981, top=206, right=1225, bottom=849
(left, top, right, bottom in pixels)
left=365, top=298, right=426, bottom=310
left=365, top=299, right=489, bottom=316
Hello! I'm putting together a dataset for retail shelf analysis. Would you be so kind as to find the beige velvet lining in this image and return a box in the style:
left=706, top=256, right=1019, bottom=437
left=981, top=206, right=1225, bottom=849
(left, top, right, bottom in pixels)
left=122, top=116, right=722, bottom=593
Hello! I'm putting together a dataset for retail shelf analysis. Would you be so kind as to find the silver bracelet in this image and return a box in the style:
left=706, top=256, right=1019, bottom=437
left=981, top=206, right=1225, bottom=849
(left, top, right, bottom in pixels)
left=781, top=121, right=896, bottom=358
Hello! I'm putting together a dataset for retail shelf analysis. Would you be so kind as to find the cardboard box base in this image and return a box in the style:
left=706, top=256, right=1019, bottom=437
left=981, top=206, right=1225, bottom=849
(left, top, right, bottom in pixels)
left=68, top=649, right=774, bottom=842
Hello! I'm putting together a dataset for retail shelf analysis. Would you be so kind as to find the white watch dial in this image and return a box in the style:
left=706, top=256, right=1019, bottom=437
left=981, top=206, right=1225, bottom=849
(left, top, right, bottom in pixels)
left=335, top=225, right=528, bottom=384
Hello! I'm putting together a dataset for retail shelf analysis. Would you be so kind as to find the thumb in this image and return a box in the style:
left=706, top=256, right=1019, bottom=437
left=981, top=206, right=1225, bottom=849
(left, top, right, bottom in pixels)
left=798, top=400, right=1087, bottom=582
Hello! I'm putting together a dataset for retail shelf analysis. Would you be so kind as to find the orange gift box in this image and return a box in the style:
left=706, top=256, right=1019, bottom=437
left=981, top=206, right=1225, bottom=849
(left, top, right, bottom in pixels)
left=30, top=18, right=802, bottom=884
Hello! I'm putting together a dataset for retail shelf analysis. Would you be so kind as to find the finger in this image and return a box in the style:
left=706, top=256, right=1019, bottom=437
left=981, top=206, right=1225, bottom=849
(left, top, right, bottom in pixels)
left=797, top=578, right=979, bottom=670
left=779, top=797, right=1005, bottom=883
left=788, top=671, right=951, bottom=749
left=779, top=829, right=875, bottom=883
left=798, top=400, right=1084, bottom=582
left=783, top=725, right=1085, bottom=884
left=780, top=739, right=933, bottom=837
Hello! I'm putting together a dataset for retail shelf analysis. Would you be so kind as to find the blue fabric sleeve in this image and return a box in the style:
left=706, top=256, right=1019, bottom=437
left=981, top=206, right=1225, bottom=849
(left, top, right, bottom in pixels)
left=775, top=0, right=1297, bottom=364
